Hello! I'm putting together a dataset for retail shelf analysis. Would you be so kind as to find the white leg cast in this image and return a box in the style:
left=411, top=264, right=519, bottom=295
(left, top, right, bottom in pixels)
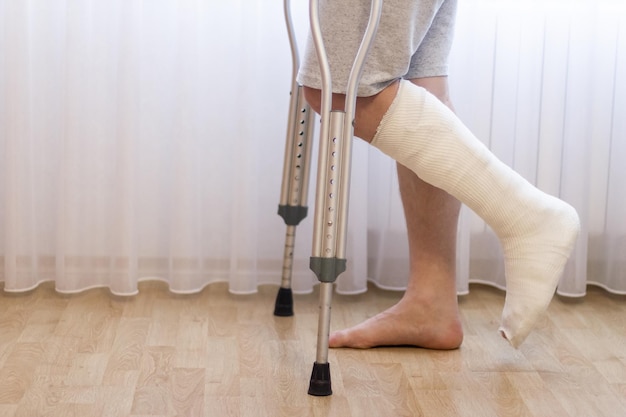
left=371, top=80, right=581, bottom=347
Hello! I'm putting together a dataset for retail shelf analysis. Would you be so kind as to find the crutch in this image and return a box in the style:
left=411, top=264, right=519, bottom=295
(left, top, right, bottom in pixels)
left=307, top=0, right=383, bottom=396
left=273, top=0, right=316, bottom=317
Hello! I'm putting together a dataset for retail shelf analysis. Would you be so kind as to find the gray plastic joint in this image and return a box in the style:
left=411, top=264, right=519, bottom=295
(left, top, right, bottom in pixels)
left=278, top=205, right=309, bottom=226
left=309, top=257, right=346, bottom=283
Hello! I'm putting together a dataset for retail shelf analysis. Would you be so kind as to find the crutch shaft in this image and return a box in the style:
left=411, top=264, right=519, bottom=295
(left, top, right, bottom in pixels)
left=278, top=86, right=315, bottom=222
left=274, top=88, right=314, bottom=317
left=307, top=282, right=334, bottom=397
left=280, top=225, right=296, bottom=288
left=274, top=0, right=316, bottom=317
left=307, top=0, right=383, bottom=397
left=274, top=224, right=297, bottom=316
left=279, top=0, right=314, bottom=218
left=311, top=111, right=346, bottom=260
left=315, top=282, right=334, bottom=363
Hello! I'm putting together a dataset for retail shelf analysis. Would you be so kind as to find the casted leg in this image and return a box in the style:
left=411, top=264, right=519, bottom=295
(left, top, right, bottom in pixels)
left=370, top=80, right=579, bottom=347
left=303, top=76, right=579, bottom=348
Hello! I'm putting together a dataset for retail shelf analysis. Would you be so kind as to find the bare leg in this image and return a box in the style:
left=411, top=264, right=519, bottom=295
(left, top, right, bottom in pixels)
left=327, top=164, right=463, bottom=349
left=304, top=77, right=464, bottom=349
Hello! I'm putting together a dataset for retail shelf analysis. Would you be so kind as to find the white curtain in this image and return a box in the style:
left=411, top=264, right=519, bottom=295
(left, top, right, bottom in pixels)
left=1, top=0, right=624, bottom=297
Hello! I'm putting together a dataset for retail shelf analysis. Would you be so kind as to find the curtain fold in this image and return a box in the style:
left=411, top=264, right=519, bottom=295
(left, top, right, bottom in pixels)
left=1, top=0, right=625, bottom=297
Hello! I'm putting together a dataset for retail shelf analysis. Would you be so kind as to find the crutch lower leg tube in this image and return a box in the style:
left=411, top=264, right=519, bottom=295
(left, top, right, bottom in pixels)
left=274, top=0, right=316, bottom=317
left=307, top=0, right=383, bottom=397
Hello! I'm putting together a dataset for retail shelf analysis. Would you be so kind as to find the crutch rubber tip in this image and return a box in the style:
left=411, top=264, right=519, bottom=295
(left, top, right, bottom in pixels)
left=308, top=362, right=332, bottom=396
left=273, top=287, right=294, bottom=317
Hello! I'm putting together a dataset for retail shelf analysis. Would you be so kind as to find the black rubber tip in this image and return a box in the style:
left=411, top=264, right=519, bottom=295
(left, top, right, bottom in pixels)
left=273, top=287, right=294, bottom=317
left=308, top=362, right=332, bottom=396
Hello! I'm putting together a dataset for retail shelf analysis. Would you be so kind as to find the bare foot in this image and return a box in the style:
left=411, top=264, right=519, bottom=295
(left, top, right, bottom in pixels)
left=329, top=294, right=463, bottom=350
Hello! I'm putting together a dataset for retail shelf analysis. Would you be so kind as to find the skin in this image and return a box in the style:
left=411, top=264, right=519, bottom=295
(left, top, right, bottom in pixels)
left=303, top=76, right=463, bottom=350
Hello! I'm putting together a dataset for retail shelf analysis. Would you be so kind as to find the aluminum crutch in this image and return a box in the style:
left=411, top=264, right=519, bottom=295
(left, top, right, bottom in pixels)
left=307, top=0, right=383, bottom=397
left=274, top=0, right=316, bottom=317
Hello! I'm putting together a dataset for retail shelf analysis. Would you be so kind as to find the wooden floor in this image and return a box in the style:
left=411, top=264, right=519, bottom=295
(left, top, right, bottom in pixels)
left=0, top=281, right=624, bottom=417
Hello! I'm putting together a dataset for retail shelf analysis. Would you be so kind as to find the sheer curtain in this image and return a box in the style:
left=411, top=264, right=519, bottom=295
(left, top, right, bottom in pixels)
left=1, top=0, right=624, bottom=297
